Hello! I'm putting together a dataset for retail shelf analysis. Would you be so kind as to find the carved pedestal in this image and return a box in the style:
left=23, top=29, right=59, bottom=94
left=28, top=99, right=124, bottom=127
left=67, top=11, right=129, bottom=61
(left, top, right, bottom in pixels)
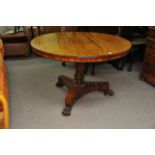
left=56, top=63, right=114, bottom=116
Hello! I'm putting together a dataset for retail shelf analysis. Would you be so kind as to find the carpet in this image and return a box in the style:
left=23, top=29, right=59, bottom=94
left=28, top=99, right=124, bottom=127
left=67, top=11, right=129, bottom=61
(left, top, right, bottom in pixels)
left=6, top=56, right=155, bottom=128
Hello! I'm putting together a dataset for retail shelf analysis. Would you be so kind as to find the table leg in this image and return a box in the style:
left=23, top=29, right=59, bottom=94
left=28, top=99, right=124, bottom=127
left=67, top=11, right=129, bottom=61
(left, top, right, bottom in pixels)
left=56, top=63, right=114, bottom=116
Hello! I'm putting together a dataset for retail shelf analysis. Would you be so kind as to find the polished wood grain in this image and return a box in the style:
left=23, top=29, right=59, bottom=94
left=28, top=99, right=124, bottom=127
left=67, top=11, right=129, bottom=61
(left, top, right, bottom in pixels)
left=31, top=32, right=131, bottom=63
left=31, top=32, right=131, bottom=116
left=141, top=27, right=155, bottom=86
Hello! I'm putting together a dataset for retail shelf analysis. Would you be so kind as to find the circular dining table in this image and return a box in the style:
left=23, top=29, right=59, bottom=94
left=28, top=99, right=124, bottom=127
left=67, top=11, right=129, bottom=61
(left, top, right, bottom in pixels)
left=31, top=32, right=131, bottom=116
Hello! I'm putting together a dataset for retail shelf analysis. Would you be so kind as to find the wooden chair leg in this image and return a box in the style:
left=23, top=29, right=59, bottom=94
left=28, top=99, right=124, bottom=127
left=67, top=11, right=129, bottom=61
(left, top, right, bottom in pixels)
left=84, top=63, right=96, bottom=75
left=119, top=57, right=127, bottom=71
left=91, top=63, right=95, bottom=75
left=62, top=62, right=66, bottom=66
left=113, top=59, right=122, bottom=70
left=112, top=58, right=126, bottom=71
left=84, top=63, right=89, bottom=74
left=127, top=49, right=134, bottom=72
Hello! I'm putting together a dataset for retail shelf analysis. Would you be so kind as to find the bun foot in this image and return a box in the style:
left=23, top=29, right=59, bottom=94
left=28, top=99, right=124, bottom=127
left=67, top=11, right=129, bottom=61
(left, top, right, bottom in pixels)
left=62, top=106, right=72, bottom=116
left=104, top=89, right=114, bottom=96
left=62, top=62, right=66, bottom=66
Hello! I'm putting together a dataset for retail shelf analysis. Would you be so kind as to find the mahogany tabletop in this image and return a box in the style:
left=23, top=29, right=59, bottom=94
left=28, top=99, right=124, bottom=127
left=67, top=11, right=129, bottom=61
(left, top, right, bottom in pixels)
left=31, top=32, right=132, bottom=63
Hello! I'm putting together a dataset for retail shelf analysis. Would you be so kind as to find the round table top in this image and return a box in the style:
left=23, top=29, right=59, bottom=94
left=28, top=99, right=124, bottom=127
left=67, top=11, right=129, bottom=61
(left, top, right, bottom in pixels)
left=31, top=32, right=132, bottom=63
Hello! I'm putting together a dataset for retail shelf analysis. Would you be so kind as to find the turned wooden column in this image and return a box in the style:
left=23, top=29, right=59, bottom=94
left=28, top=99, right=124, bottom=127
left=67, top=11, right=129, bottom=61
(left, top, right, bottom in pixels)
left=74, top=63, right=85, bottom=86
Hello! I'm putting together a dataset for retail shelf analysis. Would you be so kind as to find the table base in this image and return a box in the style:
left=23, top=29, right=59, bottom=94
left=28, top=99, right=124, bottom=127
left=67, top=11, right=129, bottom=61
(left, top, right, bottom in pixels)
left=56, top=63, right=114, bottom=116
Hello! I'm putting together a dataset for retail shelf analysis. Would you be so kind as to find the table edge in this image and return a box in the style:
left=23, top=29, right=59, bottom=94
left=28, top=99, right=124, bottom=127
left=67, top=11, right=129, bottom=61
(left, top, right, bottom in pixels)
left=32, top=47, right=131, bottom=63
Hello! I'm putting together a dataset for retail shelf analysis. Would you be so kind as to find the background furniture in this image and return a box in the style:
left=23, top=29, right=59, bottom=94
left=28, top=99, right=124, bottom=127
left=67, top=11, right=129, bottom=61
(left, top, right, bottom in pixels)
left=31, top=32, right=131, bottom=116
left=79, top=26, right=119, bottom=34
left=32, top=26, right=79, bottom=37
left=81, top=26, right=148, bottom=73
left=113, top=26, right=148, bottom=71
left=0, top=39, right=9, bottom=129
left=0, top=26, right=32, bottom=57
left=141, top=27, right=155, bottom=86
